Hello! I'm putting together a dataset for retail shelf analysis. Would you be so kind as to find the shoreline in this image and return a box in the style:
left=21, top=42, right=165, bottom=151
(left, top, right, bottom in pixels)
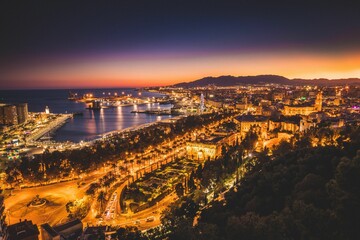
left=52, top=103, right=175, bottom=144
left=27, top=114, right=73, bottom=142
left=89, top=115, right=185, bottom=144
left=39, top=114, right=183, bottom=146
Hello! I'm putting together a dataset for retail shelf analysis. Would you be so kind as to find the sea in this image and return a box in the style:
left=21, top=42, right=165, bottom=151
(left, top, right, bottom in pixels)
left=0, top=89, right=173, bottom=143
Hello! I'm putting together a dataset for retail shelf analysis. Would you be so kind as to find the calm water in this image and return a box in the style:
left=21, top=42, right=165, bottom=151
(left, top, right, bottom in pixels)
left=0, top=89, right=172, bottom=142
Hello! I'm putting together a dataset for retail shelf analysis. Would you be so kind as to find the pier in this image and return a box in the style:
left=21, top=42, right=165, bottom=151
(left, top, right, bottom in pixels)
left=26, top=114, right=73, bottom=142
left=131, top=109, right=171, bottom=115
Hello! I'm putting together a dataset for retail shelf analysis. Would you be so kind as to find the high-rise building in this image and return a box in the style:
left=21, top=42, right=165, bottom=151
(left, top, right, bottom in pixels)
left=0, top=105, right=4, bottom=125
left=16, top=103, right=28, bottom=124
left=0, top=105, right=17, bottom=125
left=0, top=103, right=28, bottom=125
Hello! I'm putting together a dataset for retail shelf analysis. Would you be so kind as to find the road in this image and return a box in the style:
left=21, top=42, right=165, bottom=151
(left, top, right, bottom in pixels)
left=82, top=147, right=182, bottom=227
left=4, top=114, right=234, bottom=230
left=83, top=115, right=233, bottom=230
left=5, top=169, right=107, bottom=226
left=85, top=190, right=177, bottom=231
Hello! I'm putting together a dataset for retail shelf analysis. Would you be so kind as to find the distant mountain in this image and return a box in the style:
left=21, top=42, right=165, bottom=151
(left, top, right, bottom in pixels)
left=172, top=75, right=360, bottom=87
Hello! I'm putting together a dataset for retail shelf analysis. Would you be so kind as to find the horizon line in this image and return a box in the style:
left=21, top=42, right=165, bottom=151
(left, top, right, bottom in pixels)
left=1, top=74, right=360, bottom=90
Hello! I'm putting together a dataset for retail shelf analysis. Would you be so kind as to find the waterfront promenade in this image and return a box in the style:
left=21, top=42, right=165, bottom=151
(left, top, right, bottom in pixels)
left=26, top=114, right=73, bottom=142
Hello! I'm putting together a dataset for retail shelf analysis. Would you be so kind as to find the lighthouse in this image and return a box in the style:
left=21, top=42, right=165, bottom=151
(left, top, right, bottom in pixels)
left=45, top=106, right=50, bottom=114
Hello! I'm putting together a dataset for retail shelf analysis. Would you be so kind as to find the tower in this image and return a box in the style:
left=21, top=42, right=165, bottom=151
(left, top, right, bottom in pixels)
left=200, top=93, right=205, bottom=113
left=45, top=106, right=50, bottom=114
left=16, top=103, right=28, bottom=124
left=314, top=91, right=322, bottom=112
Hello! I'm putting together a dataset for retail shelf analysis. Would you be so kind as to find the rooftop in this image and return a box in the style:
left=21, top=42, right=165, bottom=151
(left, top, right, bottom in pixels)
left=236, top=115, right=268, bottom=122
left=7, top=220, right=39, bottom=240
left=40, top=223, right=59, bottom=238
left=271, top=115, right=301, bottom=124
left=53, top=218, right=82, bottom=233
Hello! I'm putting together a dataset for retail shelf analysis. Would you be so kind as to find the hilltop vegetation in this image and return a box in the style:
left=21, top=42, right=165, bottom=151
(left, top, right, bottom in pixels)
left=194, top=125, right=360, bottom=240
left=97, top=125, right=360, bottom=240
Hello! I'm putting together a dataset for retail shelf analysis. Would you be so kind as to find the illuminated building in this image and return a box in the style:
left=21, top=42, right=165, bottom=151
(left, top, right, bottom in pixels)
left=283, top=105, right=315, bottom=116
left=283, top=92, right=322, bottom=116
left=236, top=115, right=269, bottom=139
left=259, top=100, right=272, bottom=107
left=0, top=103, right=28, bottom=125
left=45, top=106, right=50, bottom=114
left=268, top=116, right=301, bottom=133
left=0, top=104, right=17, bottom=125
left=272, top=92, right=285, bottom=101
left=200, top=93, right=205, bottom=113
left=16, top=103, right=28, bottom=124
left=207, top=99, right=223, bottom=109
left=235, top=103, right=249, bottom=111
left=186, top=132, right=238, bottom=161
left=235, top=96, right=251, bottom=112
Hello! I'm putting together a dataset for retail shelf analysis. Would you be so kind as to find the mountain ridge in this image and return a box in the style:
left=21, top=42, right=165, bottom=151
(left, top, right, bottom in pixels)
left=172, top=75, right=360, bottom=87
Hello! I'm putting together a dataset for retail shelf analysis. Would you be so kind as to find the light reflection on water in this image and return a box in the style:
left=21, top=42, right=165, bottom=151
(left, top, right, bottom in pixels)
left=54, top=102, right=172, bottom=142
left=0, top=88, right=172, bottom=143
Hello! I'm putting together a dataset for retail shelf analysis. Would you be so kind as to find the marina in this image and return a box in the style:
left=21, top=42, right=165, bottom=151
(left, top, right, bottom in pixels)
left=131, top=108, right=172, bottom=115
left=0, top=89, right=173, bottom=143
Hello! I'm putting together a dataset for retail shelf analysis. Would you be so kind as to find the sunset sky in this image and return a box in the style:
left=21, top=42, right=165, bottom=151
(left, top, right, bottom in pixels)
left=1, top=1, right=360, bottom=89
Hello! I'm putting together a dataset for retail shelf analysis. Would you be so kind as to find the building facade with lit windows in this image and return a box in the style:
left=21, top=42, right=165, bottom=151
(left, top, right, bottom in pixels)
left=235, top=115, right=269, bottom=140
left=15, top=103, right=28, bottom=124
left=0, top=103, right=28, bottom=125
left=268, top=116, right=301, bottom=133
left=283, top=92, right=322, bottom=116
left=186, top=132, right=239, bottom=161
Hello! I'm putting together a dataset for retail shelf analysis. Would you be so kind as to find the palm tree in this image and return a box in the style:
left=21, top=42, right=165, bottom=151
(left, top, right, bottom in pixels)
left=12, top=168, right=22, bottom=183
left=6, top=175, right=15, bottom=189
left=129, top=159, right=134, bottom=171
left=111, top=163, right=117, bottom=174
left=97, top=191, right=106, bottom=212
left=124, top=159, right=129, bottom=173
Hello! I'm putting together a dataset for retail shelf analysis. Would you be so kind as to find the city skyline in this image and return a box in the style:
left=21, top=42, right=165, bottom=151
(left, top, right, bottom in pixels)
left=1, top=2, right=360, bottom=239
left=1, top=1, right=360, bottom=89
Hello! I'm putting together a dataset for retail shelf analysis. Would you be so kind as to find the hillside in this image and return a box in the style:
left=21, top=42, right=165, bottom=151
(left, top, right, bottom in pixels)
left=195, top=126, right=360, bottom=240
left=172, top=75, right=360, bottom=87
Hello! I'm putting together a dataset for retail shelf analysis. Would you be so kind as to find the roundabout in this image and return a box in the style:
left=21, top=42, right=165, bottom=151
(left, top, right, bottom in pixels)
left=28, top=195, right=47, bottom=207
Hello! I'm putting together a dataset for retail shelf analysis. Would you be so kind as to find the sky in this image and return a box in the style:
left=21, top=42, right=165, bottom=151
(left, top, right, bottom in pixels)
left=1, top=0, right=360, bottom=89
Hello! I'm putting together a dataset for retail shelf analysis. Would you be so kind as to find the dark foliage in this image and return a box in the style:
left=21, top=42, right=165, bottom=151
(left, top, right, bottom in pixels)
left=8, top=112, right=234, bottom=184
left=196, top=126, right=360, bottom=240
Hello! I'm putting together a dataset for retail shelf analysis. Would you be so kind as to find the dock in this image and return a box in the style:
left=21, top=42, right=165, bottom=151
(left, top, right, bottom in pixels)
left=26, top=114, right=73, bottom=142
left=131, top=109, right=171, bottom=115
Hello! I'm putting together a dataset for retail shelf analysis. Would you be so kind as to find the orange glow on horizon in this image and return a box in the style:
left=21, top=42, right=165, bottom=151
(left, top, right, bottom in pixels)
left=2, top=50, right=360, bottom=89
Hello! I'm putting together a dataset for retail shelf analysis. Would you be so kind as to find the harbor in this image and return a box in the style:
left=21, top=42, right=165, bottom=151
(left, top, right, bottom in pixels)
left=26, top=114, right=73, bottom=142
left=68, top=90, right=171, bottom=110
left=131, top=108, right=172, bottom=115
